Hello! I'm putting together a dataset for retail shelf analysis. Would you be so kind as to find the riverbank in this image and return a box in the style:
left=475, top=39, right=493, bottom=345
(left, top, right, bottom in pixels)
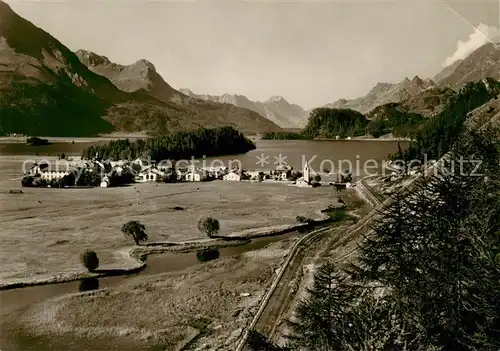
left=0, top=203, right=341, bottom=291
left=1, top=239, right=297, bottom=351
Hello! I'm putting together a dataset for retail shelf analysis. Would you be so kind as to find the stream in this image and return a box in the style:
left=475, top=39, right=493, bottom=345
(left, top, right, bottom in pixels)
left=0, top=230, right=303, bottom=350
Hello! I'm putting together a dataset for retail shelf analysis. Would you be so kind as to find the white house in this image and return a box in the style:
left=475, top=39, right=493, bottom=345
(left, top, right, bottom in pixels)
left=137, top=166, right=164, bottom=182
left=296, top=178, right=311, bottom=187
left=273, top=167, right=292, bottom=181
left=223, top=170, right=241, bottom=181
left=28, top=162, right=72, bottom=180
left=186, top=169, right=207, bottom=182
left=203, top=166, right=227, bottom=179
left=246, top=170, right=261, bottom=181
left=100, top=175, right=110, bottom=188
left=40, top=170, right=70, bottom=181
left=176, top=168, right=187, bottom=181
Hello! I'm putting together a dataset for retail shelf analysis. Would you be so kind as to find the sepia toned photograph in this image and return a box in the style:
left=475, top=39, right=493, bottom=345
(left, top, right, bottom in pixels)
left=0, top=0, right=499, bottom=350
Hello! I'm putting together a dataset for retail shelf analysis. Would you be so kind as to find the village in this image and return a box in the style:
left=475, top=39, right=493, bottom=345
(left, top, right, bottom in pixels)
left=21, top=156, right=339, bottom=189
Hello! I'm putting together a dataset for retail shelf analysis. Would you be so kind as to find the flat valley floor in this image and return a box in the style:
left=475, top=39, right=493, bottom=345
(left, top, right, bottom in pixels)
left=0, top=154, right=370, bottom=351
left=0, top=156, right=337, bottom=283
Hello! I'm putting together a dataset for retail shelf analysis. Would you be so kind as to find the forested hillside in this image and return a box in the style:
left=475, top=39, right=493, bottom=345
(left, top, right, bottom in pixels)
left=397, top=78, right=500, bottom=161
left=365, top=103, right=425, bottom=138
left=301, top=108, right=368, bottom=139
left=81, top=126, right=256, bottom=161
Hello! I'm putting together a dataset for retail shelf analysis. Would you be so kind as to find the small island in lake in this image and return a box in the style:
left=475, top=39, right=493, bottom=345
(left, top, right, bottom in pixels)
left=26, top=136, right=51, bottom=146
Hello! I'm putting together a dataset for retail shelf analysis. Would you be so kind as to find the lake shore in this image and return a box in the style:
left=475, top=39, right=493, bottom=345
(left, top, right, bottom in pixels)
left=314, top=136, right=413, bottom=141
left=0, top=133, right=149, bottom=144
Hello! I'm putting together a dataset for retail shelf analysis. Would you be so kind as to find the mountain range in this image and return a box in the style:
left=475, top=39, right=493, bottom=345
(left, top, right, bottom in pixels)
left=325, top=76, right=437, bottom=115
left=323, top=42, right=500, bottom=117
left=435, top=42, right=500, bottom=89
left=0, top=0, right=498, bottom=137
left=179, top=89, right=308, bottom=129
left=198, top=40, right=499, bottom=126
left=0, top=1, right=281, bottom=136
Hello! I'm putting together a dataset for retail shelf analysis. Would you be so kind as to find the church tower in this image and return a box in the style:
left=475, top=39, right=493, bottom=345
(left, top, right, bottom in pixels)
left=303, top=161, right=310, bottom=183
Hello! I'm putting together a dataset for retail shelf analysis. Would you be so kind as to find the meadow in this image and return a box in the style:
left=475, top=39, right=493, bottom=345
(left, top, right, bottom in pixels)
left=0, top=156, right=338, bottom=284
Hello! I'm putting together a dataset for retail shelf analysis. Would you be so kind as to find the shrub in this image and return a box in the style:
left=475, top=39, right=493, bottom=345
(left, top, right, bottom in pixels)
left=196, top=248, right=220, bottom=262
left=328, top=209, right=346, bottom=222
left=197, top=216, right=220, bottom=238
left=297, top=216, right=315, bottom=227
left=75, top=169, right=101, bottom=186
left=80, top=250, right=99, bottom=271
left=21, top=176, right=34, bottom=187
left=60, top=173, right=76, bottom=187
left=288, top=171, right=303, bottom=181
left=26, top=136, right=50, bottom=146
left=246, top=329, right=284, bottom=350
left=32, top=177, right=47, bottom=187
left=131, top=162, right=143, bottom=173
left=121, top=220, right=148, bottom=245
left=296, top=215, right=308, bottom=223
left=164, top=171, right=178, bottom=183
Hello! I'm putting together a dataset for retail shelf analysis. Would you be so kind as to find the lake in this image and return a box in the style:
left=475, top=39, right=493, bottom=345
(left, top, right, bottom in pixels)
left=0, top=139, right=409, bottom=178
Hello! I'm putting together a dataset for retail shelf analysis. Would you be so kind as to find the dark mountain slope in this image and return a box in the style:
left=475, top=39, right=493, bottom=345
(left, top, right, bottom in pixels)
left=0, top=1, right=281, bottom=136
left=75, top=49, right=283, bottom=134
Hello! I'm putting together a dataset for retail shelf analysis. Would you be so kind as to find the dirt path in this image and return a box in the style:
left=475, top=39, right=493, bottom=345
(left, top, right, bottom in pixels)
left=237, top=179, right=384, bottom=349
left=254, top=226, right=347, bottom=338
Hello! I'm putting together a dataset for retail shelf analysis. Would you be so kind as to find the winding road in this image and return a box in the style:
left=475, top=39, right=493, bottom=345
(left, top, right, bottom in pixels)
left=235, top=177, right=383, bottom=350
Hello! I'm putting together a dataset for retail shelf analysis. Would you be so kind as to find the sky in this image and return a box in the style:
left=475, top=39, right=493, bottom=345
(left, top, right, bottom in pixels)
left=4, top=0, right=499, bottom=109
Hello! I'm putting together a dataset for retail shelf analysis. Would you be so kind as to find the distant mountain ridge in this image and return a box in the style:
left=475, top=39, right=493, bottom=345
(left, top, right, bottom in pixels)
left=76, top=50, right=179, bottom=102
left=180, top=89, right=308, bottom=128
left=0, top=1, right=281, bottom=136
left=434, top=42, right=500, bottom=89
left=325, top=76, right=436, bottom=114
left=75, top=49, right=282, bottom=134
left=432, top=59, right=463, bottom=83
left=324, top=42, right=499, bottom=118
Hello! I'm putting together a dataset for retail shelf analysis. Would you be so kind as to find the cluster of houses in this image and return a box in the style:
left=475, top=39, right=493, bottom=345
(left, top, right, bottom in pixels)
left=27, top=159, right=127, bottom=187
left=25, top=157, right=315, bottom=188
left=130, top=158, right=313, bottom=187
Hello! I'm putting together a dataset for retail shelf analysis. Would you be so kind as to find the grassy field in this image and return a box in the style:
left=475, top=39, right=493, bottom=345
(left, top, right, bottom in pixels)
left=4, top=239, right=296, bottom=351
left=0, top=156, right=338, bottom=284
